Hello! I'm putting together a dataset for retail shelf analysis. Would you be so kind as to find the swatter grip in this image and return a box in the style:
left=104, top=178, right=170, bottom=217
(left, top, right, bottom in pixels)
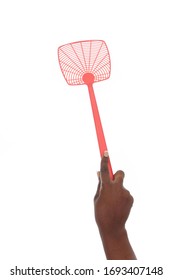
left=87, top=84, right=114, bottom=180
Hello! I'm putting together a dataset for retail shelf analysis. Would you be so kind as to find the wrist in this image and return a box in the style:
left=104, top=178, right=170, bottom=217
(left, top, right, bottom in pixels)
left=99, top=227, right=127, bottom=242
left=99, top=227, right=136, bottom=260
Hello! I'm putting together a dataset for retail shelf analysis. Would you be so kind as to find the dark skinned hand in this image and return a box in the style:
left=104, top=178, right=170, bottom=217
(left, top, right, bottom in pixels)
left=94, top=151, right=136, bottom=260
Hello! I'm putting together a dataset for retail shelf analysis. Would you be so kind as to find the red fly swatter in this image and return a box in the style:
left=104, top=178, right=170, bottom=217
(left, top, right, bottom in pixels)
left=58, top=40, right=113, bottom=179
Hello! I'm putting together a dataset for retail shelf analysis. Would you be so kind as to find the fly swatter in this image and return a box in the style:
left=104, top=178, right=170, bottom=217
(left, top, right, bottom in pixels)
left=58, top=40, right=113, bottom=179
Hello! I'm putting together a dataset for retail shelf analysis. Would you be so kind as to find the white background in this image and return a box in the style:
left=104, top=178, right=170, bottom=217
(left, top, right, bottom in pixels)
left=0, top=0, right=173, bottom=278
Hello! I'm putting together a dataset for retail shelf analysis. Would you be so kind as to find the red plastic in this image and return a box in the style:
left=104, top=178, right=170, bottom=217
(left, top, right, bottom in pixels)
left=58, top=40, right=113, bottom=179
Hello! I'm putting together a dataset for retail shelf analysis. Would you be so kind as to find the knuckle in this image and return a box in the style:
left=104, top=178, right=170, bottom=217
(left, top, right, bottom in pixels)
left=127, top=192, right=134, bottom=205
left=130, top=195, right=134, bottom=204
left=124, top=189, right=133, bottom=200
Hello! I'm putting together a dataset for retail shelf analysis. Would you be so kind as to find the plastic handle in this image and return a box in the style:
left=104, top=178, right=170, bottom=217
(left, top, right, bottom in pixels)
left=87, top=84, right=113, bottom=180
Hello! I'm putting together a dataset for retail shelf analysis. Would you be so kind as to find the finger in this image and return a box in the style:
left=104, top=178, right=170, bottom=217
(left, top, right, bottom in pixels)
left=113, top=170, right=125, bottom=185
left=100, top=151, right=111, bottom=186
left=94, top=172, right=101, bottom=201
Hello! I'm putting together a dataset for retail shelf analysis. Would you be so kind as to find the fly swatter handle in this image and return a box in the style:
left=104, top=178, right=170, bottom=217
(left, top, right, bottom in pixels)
left=87, top=84, right=114, bottom=180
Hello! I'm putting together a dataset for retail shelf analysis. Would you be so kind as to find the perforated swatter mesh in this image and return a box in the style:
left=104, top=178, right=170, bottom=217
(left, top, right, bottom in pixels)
left=58, top=40, right=111, bottom=85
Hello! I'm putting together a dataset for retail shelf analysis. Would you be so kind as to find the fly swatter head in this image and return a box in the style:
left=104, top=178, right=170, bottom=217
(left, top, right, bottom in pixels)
left=58, top=40, right=111, bottom=86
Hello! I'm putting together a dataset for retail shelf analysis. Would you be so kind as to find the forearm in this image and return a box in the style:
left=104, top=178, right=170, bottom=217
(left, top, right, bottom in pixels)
left=99, top=228, right=137, bottom=260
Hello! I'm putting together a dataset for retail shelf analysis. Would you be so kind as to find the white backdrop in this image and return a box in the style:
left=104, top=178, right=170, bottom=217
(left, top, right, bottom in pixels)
left=0, top=0, right=173, bottom=278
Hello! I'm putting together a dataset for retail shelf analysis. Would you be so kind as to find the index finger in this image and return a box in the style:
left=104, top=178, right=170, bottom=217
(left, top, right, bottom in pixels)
left=100, top=151, right=111, bottom=186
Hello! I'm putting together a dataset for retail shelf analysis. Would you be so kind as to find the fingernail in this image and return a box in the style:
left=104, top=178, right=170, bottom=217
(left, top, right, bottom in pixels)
left=104, top=150, right=109, bottom=157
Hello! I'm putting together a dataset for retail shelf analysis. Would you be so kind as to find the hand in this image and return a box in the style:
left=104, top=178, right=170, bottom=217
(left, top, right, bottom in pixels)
left=94, top=151, right=136, bottom=259
left=94, top=151, right=134, bottom=237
